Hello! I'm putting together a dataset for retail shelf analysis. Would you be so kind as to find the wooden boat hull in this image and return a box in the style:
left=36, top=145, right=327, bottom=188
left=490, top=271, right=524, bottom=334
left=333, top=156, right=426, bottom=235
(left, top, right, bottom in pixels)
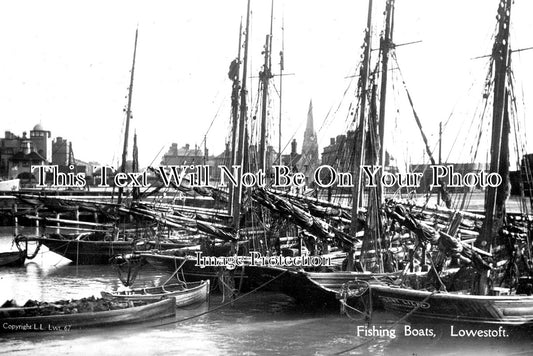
left=142, top=254, right=251, bottom=291
left=142, top=254, right=320, bottom=293
left=32, top=237, right=187, bottom=265
left=101, top=280, right=210, bottom=307
left=0, top=251, right=26, bottom=267
left=279, top=270, right=398, bottom=309
left=371, top=284, right=533, bottom=325
left=0, top=298, right=176, bottom=332
left=143, top=253, right=396, bottom=305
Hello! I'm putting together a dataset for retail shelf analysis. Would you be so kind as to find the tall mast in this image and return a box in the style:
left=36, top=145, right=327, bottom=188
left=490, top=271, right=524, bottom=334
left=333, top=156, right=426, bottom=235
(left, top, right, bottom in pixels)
left=228, top=19, right=243, bottom=214
left=350, top=0, right=373, bottom=235
left=377, top=0, right=394, bottom=202
left=117, top=28, right=138, bottom=205
left=477, top=0, right=512, bottom=294
left=232, top=0, right=251, bottom=232
left=438, top=121, right=442, bottom=206
left=278, top=15, right=284, bottom=165
left=259, top=0, right=274, bottom=174
left=268, top=0, right=274, bottom=72
left=479, top=0, right=512, bottom=249
left=132, top=131, right=139, bottom=200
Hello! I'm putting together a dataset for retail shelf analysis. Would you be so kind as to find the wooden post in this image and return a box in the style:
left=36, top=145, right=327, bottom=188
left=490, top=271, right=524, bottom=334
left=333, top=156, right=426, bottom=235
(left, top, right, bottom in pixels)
left=12, top=203, right=19, bottom=236
left=75, top=208, right=80, bottom=231
left=56, top=213, right=61, bottom=234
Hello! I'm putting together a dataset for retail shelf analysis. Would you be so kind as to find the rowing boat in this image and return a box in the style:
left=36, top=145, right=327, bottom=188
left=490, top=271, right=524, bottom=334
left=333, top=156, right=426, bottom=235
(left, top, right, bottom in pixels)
left=0, top=297, right=175, bottom=332
left=0, top=250, right=26, bottom=267
left=101, top=280, right=210, bottom=307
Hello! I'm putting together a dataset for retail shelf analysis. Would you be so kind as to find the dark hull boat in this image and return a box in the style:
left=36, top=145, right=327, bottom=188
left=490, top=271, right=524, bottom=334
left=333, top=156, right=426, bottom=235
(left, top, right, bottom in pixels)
left=0, top=297, right=175, bottom=333
left=0, top=251, right=26, bottom=267
left=282, top=271, right=399, bottom=309
left=142, top=251, right=399, bottom=304
left=101, top=280, right=210, bottom=307
left=18, top=235, right=188, bottom=265
left=370, top=283, right=533, bottom=325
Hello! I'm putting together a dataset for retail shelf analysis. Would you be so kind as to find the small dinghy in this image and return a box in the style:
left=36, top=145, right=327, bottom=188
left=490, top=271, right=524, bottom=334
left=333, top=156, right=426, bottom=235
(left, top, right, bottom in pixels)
left=0, top=250, right=26, bottom=267
left=101, top=280, right=210, bottom=307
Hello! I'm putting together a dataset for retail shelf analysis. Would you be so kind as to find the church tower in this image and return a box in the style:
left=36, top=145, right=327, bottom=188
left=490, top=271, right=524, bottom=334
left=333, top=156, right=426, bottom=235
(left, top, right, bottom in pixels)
left=299, top=100, right=319, bottom=186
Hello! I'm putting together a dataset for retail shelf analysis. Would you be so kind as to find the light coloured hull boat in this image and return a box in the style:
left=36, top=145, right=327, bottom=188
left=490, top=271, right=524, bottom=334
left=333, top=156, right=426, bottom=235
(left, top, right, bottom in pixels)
left=102, top=280, right=210, bottom=307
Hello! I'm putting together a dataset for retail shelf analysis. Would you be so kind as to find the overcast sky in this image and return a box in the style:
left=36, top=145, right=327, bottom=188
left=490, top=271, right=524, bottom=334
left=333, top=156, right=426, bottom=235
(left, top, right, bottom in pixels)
left=0, top=0, right=531, bottom=168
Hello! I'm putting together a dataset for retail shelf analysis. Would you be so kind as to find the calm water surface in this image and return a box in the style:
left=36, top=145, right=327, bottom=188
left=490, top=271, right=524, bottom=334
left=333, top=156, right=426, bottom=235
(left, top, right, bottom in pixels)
left=0, top=227, right=531, bottom=356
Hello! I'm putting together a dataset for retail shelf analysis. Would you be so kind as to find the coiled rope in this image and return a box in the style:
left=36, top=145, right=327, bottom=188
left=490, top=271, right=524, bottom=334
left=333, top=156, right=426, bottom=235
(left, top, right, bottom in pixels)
left=338, top=280, right=372, bottom=322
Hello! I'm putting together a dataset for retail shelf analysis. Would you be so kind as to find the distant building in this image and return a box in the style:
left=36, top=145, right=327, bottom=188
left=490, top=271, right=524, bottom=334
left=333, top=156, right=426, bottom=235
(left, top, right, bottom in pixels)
left=10, top=151, right=47, bottom=180
left=52, top=137, right=71, bottom=166
left=521, top=154, right=533, bottom=198
left=1, top=131, right=28, bottom=177
left=510, top=153, right=533, bottom=198
left=161, top=143, right=207, bottom=166
left=0, top=124, right=84, bottom=181
left=0, top=127, right=48, bottom=179
left=30, top=123, right=52, bottom=163
left=160, top=142, right=232, bottom=182
left=321, top=128, right=394, bottom=170
left=321, top=130, right=355, bottom=171
left=281, top=139, right=302, bottom=172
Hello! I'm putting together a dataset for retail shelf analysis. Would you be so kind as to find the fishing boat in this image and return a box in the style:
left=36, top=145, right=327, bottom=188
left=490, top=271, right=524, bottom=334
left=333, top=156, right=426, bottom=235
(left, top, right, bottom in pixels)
left=0, top=296, right=175, bottom=333
left=341, top=0, right=533, bottom=326
left=276, top=269, right=399, bottom=309
left=0, top=250, right=26, bottom=267
left=14, top=233, right=189, bottom=265
left=101, top=280, right=210, bottom=307
left=234, top=0, right=412, bottom=308
left=369, top=283, right=533, bottom=325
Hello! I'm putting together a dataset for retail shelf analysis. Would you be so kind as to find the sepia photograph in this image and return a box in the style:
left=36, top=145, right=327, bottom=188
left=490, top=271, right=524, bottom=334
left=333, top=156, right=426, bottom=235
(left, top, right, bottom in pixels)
left=0, top=0, right=532, bottom=355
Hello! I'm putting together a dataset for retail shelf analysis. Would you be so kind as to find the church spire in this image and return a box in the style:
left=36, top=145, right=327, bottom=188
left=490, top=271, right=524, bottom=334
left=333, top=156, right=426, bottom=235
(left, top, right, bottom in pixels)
left=305, top=100, right=314, bottom=136
left=299, top=99, right=319, bottom=186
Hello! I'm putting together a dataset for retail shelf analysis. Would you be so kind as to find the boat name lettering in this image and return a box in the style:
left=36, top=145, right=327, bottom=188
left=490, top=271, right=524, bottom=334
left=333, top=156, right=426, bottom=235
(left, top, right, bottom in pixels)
left=380, top=296, right=430, bottom=309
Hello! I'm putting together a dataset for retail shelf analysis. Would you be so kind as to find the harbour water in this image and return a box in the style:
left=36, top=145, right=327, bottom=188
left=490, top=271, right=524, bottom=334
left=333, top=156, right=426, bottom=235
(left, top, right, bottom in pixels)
left=1, top=227, right=532, bottom=356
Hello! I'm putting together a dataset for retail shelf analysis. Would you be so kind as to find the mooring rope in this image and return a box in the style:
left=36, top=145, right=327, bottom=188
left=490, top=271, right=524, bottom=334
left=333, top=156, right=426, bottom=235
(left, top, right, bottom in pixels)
left=162, top=258, right=188, bottom=286
left=14, top=235, right=42, bottom=260
left=338, top=280, right=373, bottom=323
left=152, top=269, right=288, bottom=327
